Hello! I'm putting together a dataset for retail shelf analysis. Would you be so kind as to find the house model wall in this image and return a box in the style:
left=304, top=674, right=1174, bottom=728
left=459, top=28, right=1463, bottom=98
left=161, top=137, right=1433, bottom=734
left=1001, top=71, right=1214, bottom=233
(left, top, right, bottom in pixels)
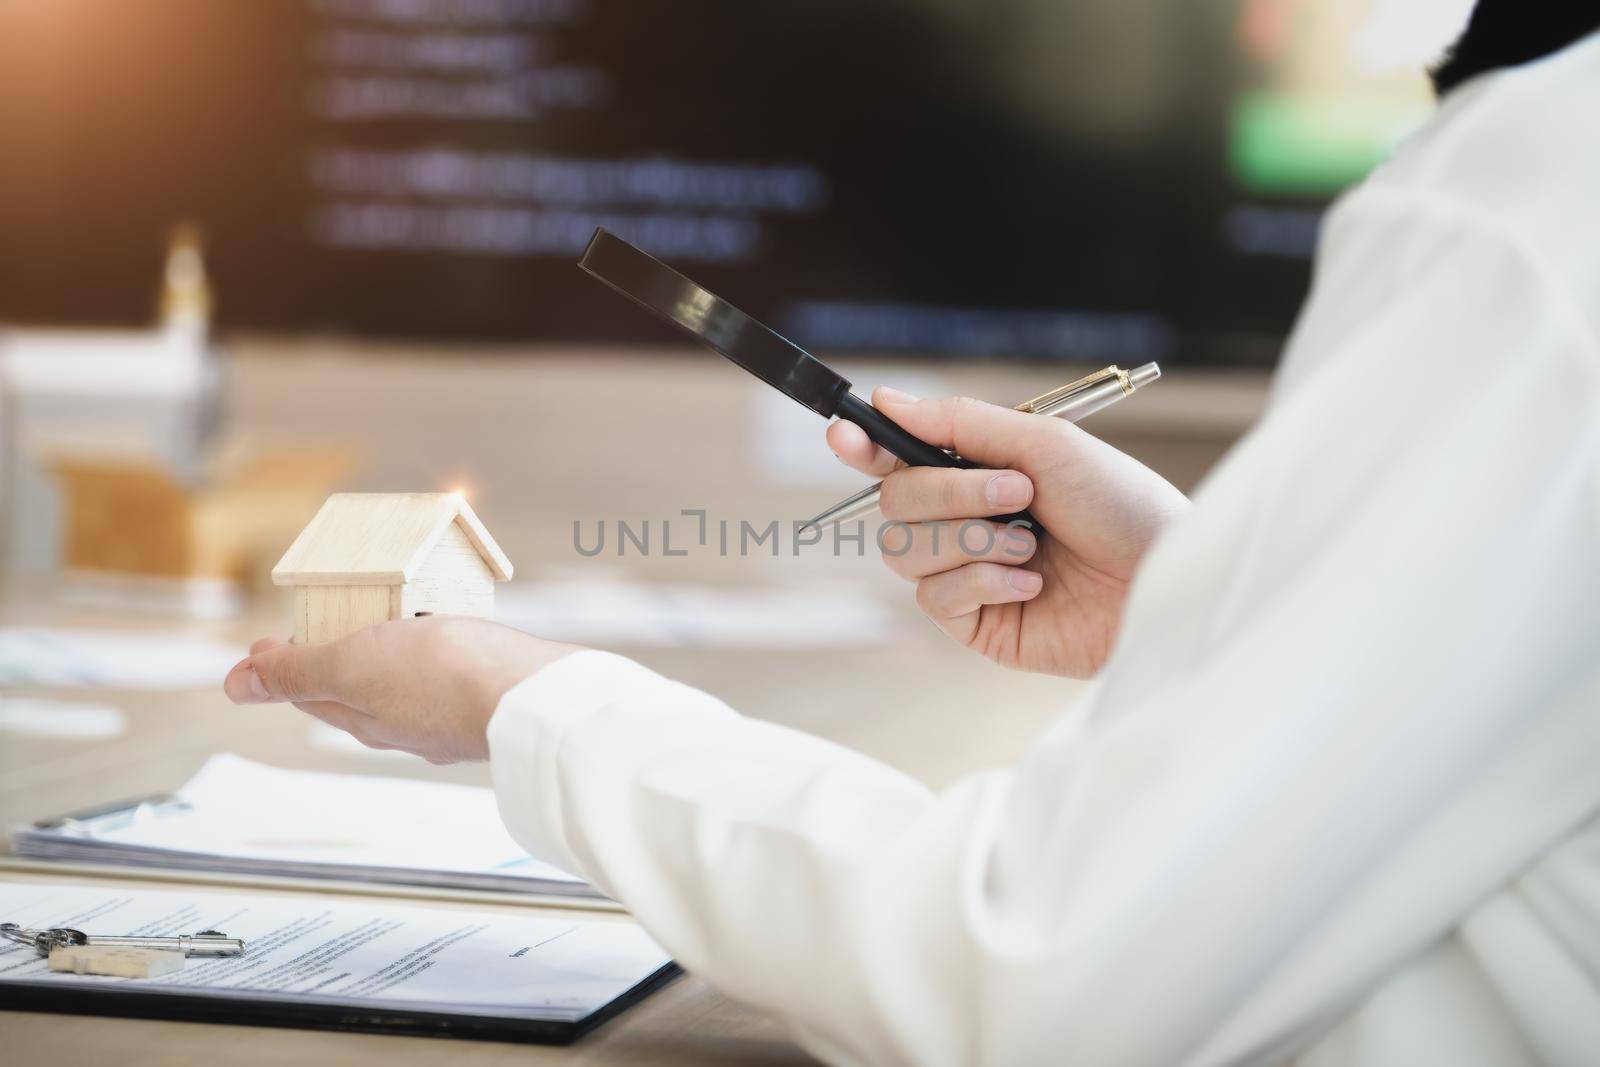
left=271, top=492, right=513, bottom=645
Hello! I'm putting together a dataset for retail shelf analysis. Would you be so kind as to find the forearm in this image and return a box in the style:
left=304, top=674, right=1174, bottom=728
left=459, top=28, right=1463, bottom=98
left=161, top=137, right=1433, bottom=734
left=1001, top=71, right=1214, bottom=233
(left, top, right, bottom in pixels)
left=489, top=648, right=1441, bottom=1067
left=488, top=652, right=999, bottom=1065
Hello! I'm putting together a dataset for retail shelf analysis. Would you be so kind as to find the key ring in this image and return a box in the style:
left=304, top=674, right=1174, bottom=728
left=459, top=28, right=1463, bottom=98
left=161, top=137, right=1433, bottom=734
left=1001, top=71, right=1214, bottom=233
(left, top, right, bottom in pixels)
left=1, top=923, right=89, bottom=956
left=0, top=922, right=32, bottom=948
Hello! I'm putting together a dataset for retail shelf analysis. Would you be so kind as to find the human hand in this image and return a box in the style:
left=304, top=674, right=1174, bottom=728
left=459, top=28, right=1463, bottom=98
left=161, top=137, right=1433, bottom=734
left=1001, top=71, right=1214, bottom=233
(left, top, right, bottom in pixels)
left=223, top=616, right=582, bottom=763
left=827, top=389, right=1189, bottom=677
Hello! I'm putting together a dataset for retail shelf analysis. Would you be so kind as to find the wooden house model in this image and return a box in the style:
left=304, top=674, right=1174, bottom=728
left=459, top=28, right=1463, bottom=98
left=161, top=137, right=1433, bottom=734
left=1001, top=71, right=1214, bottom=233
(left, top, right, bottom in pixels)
left=272, top=492, right=513, bottom=645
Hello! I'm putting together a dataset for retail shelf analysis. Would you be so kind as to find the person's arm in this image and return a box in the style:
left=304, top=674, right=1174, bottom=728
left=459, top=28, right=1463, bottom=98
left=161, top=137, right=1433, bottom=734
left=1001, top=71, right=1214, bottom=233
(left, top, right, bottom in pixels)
left=227, top=193, right=1600, bottom=1064
left=484, top=194, right=1600, bottom=1065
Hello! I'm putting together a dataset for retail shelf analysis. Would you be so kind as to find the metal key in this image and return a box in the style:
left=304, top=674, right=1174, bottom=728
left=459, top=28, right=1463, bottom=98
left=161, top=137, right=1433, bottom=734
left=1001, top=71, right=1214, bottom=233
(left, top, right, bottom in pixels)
left=1, top=922, right=245, bottom=958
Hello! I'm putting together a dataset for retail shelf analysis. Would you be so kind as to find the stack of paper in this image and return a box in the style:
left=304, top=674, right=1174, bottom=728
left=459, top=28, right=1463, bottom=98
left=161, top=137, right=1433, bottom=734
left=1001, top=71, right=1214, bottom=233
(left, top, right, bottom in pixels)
left=9, top=754, right=601, bottom=899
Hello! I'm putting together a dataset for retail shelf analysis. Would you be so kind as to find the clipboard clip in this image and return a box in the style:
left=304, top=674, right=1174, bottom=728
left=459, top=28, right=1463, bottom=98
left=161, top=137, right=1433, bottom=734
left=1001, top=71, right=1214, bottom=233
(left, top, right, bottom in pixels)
left=33, top=793, right=190, bottom=835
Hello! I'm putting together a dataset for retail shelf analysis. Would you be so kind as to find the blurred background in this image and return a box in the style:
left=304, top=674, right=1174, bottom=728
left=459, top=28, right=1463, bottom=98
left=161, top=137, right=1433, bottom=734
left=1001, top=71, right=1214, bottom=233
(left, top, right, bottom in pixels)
left=0, top=0, right=1464, bottom=814
left=1, top=0, right=1437, bottom=352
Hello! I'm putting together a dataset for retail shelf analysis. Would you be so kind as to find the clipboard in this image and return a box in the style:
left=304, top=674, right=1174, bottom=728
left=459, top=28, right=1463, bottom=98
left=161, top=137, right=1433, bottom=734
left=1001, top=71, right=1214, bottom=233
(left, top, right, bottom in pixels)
left=0, top=962, right=682, bottom=1044
left=0, top=881, right=679, bottom=1044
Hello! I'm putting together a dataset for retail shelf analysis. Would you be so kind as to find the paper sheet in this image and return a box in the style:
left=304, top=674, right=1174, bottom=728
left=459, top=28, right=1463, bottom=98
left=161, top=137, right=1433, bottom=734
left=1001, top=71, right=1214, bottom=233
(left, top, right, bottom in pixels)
left=496, top=578, right=902, bottom=648
left=0, top=883, right=669, bottom=1021
left=0, top=698, right=127, bottom=739
left=0, top=627, right=242, bottom=688
left=12, top=754, right=597, bottom=897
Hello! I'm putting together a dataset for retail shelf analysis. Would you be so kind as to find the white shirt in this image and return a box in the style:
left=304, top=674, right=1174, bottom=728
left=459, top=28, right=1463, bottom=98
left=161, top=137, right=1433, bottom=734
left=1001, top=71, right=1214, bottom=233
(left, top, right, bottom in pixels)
left=488, top=36, right=1600, bottom=1067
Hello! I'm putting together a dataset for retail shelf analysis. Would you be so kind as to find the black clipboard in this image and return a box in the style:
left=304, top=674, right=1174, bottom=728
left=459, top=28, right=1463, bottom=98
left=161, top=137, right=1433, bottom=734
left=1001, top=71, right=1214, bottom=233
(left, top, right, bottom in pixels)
left=0, top=961, right=682, bottom=1044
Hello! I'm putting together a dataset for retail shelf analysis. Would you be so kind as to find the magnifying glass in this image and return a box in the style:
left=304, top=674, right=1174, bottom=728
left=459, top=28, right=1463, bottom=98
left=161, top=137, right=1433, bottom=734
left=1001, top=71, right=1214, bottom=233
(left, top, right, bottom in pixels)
left=578, top=229, right=1035, bottom=530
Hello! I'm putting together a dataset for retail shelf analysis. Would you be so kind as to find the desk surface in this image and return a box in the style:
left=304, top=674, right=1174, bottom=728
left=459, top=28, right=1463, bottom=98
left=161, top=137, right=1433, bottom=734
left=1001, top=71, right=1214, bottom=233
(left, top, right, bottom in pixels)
left=0, top=595, right=1084, bottom=1065
left=0, top=346, right=1255, bottom=1062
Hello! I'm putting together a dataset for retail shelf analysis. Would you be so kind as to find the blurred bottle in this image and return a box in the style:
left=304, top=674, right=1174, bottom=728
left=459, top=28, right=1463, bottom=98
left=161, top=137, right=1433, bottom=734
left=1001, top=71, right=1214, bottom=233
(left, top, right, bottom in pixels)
left=159, top=221, right=213, bottom=345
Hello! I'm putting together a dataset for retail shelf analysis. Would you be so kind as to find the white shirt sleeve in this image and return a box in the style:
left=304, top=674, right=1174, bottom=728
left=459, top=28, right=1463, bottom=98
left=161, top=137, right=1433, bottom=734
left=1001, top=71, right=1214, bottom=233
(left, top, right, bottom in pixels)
left=488, top=190, right=1600, bottom=1067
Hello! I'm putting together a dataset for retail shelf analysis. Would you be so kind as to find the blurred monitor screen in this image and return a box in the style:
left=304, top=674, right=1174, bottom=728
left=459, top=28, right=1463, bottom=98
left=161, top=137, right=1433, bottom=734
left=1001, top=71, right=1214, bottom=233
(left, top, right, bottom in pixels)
left=0, top=0, right=1432, bottom=364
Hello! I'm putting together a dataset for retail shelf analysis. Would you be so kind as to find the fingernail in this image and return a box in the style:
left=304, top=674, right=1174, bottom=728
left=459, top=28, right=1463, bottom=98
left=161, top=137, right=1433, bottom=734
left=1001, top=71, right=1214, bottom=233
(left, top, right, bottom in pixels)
left=987, top=473, right=1031, bottom=508
left=1009, top=569, right=1044, bottom=594
left=241, top=663, right=270, bottom=703
left=876, top=386, right=918, bottom=404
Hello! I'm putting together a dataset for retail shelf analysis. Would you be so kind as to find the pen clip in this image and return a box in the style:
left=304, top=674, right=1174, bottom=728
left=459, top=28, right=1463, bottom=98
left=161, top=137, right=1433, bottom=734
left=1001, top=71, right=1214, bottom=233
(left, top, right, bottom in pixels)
left=1016, top=365, right=1131, bottom=414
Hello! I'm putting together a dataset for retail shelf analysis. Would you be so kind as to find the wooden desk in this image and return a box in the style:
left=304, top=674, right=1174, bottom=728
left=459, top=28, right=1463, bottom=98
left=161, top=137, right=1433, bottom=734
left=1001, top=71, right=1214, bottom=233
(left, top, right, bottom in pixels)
left=0, top=345, right=1261, bottom=1061
left=0, top=592, right=1086, bottom=1065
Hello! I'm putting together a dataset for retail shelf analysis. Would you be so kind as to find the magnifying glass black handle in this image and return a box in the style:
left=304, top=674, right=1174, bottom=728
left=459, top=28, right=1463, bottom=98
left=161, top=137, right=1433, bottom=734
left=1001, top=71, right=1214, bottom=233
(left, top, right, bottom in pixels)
left=575, top=229, right=1037, bottom=530
left=834, top=393, right=1037, bottom=530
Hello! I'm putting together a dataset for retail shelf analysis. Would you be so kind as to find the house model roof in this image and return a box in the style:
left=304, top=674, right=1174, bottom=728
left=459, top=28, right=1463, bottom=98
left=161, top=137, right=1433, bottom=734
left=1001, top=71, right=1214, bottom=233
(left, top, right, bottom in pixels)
left=272, top=492, right=514, bottom=586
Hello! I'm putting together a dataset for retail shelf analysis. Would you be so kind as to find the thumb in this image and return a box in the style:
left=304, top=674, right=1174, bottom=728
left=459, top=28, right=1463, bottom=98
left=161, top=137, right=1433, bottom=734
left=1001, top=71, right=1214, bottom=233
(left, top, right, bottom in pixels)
left=225, top=641, right=340, bottom=705
left=871, top=388, right=1058, bottom=469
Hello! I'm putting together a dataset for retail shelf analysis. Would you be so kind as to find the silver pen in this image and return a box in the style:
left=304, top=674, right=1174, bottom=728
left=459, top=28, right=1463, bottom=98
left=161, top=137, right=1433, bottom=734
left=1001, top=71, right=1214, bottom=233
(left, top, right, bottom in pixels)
left=807, top=362, right=1161, bottom=528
